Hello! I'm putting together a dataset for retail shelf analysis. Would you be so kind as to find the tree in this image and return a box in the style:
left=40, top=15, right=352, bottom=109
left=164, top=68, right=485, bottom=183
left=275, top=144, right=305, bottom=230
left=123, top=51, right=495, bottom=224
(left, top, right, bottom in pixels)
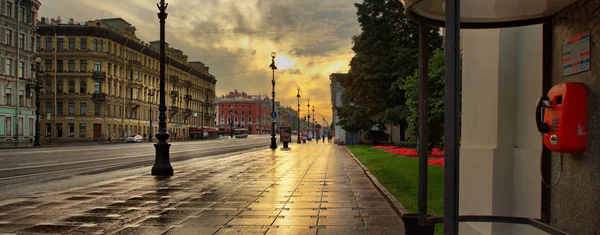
left=335, top=104, right=375, bottom=144
left=340, top=0, right=442, bottom=140
left=402, top=48, right=461, bottom=152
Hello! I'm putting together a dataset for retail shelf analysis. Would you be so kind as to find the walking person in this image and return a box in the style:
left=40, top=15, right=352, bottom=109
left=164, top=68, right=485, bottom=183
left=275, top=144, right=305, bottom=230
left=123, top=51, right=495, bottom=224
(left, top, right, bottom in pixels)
left=322, top=134, right=326, bottom=143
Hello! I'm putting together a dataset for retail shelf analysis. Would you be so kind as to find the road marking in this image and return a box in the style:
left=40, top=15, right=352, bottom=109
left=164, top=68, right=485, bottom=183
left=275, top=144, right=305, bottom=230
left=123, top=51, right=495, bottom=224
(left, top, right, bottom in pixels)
left=0, top=142, right=266, bottom=172
left=18, top=160, right=58, bottom=166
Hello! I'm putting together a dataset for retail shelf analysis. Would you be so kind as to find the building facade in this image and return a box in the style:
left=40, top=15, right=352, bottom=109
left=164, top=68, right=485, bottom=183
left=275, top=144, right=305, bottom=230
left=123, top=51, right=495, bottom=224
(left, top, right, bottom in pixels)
left=36, top=17, right=216, bottom=142
left=216, top=90, right=272, bottom=135
left=0, top=0, right=42, bottom=144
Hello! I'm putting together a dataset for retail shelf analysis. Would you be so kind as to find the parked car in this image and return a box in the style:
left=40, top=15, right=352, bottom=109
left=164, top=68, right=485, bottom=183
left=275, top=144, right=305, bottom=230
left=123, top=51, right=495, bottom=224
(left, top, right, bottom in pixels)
left=126, top=134, right=143, bottom=143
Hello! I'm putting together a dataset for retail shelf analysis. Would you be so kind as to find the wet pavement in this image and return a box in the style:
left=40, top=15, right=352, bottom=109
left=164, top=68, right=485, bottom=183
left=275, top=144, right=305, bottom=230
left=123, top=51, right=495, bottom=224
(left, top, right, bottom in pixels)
left=0, top=143, right=404, bottom=234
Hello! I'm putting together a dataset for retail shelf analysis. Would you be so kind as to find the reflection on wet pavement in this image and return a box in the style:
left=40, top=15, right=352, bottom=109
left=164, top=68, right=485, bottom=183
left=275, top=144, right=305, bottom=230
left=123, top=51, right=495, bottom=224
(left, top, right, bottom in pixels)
left=0, top=143, right=403, bottom=234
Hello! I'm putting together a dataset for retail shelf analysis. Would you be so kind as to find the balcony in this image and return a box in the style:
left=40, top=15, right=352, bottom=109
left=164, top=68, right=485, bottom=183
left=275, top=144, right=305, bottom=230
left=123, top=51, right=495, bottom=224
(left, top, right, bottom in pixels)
left=93, top=71, right=106, bottom=80
left=169, top=105, right=179, bottom=115
left=169, top=75, right=179, bottom=84
left=92, top=93, right=107, bottom=103
left=185, top=94, right=193, bottom=100
left=170, top=90, right=179, bottom=98
left=128, top=99, right=141, bottom=109
left=128, top=60, right=142, bottom=67
left=185, top=108, right=193, bottom=115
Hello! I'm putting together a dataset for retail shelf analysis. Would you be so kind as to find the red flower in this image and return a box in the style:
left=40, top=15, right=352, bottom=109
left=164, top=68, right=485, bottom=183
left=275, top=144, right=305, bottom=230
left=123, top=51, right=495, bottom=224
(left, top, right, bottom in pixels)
left=427, top=159, right=445, bottom=166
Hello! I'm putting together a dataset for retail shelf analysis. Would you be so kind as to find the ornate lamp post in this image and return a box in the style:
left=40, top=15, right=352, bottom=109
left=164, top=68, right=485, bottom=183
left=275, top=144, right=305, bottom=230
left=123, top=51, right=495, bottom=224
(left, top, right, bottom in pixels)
left=30, top=57, right=43, bottom=146
left=269, top=52, right=278, bottom=149
left=148, top=89, right=155, bottom=142
left=312, top=106, right=315, bottom=141
left=307, top=100, right=311, bottom=141
left=296, top=87, right=301, bottom=144
left=151, top=0, right=173, bottom=176
left=229, top=110, right=234, bottom=138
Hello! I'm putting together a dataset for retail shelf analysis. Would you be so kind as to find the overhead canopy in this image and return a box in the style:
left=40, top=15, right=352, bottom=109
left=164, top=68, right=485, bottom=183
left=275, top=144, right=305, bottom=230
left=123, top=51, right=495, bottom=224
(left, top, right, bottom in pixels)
left=400, top=0, right=579, bottom=28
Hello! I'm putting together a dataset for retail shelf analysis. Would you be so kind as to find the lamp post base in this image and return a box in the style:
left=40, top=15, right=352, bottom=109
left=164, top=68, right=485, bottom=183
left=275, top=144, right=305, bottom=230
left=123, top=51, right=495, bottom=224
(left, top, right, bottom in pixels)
left=152, top=142, right=173, bottom=176
left=270, top=136, right=278, bottom=149
left=297, top=137, right=301, bottom=144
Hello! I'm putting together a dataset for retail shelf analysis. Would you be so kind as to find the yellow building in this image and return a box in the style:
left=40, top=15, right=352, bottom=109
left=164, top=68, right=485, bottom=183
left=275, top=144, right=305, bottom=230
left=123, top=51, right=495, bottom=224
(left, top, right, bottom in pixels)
left=36, top=18, right=216, bottom=142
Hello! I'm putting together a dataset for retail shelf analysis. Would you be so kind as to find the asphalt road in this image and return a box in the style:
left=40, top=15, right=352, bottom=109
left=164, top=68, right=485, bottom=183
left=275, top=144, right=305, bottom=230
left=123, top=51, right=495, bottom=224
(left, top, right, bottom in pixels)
left=0, top=135, right=272, bottom=201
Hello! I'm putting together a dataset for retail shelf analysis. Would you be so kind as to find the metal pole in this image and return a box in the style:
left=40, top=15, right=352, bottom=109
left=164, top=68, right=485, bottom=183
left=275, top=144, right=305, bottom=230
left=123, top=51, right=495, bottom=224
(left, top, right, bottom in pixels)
left=297, top=87, right=301, bottom=144
left=151, top=0, right=174, bottom=176
left=149, top=90, right=153, bottom=142
left=269, top=52, right=277, bottom=149
left=444, top=0, right=461, bottom=233
left=312, top=106, right=315, bottom=141
left=418, top=22, right=430, bottom=226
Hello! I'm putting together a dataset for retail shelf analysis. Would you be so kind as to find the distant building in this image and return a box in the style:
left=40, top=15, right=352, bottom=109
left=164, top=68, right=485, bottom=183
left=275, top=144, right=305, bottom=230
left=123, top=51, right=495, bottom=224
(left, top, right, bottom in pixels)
left=0, top=0, right=42, bottom=144
left=330, top=73, right=350, bottom=144
left=36, top=17, right=216, bottom=141
left=217, top=90, right=271, bottom=134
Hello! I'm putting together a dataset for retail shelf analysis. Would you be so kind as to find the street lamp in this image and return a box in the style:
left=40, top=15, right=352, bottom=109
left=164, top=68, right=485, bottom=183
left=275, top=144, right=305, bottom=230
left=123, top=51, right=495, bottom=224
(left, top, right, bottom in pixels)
left=151, top=0, right=174, bottom=176
left=296, top=87, right=301, bottom=144
left=312, top=105, right=316, bottom=141
left=29, top=57, right=43, bottom=146
left=269, top=52, right=278, bottom=149
left=307, top=100, right=311, bottom=141
left=229, top=110, right=234, bottom=138
left=148, top=89, right=155, bottom=142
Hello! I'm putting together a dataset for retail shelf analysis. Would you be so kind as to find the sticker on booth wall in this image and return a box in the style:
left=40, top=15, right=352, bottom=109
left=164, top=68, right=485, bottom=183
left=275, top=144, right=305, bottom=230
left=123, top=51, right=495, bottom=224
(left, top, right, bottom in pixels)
left=563, top=30, right=591, bottom=77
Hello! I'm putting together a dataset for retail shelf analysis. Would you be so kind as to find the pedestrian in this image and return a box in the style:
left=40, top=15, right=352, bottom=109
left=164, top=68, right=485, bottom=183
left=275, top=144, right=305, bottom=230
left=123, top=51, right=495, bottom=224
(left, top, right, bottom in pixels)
left=322, top=134, right=326, bottom=143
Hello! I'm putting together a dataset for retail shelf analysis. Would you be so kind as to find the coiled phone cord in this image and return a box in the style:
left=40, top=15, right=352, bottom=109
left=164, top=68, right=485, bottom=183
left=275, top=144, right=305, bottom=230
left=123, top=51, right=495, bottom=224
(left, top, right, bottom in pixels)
left=540, top=150, right=563, bottom=188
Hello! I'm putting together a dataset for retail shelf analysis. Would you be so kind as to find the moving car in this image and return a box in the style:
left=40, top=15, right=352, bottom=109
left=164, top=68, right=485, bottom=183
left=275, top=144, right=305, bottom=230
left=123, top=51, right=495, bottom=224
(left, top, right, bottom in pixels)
left=234, top=128, right=249, bottom=139
left=126, top=134, right=144, bottom=143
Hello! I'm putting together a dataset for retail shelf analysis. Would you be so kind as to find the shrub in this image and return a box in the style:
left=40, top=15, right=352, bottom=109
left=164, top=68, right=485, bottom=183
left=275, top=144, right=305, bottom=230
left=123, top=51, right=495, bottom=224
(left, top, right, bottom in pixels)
left=364, top=130, right=390, bottom=145
left=396, top=141, right=417, bottom=148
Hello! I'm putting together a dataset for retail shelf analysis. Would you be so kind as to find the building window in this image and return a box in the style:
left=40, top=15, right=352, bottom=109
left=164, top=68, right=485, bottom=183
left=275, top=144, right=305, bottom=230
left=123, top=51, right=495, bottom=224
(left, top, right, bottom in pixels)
left=67, top=123, right=74, bottom=137
left=45, top=79, right=52, bottom=93
left=18, top=90, right=23, bottom=106
left=68, top=60, right=75, bottom=72
left=45, top=123, right=51, bottom=137
left=45, top=60, right=52, bottom=72
left=249, top=117, right=252, bottom=123
left=57, top=38, right=64, bottom=50
left=18, top=7, right=24, bottom=21
left=18, top=33, right=24, bottom=48
left=57, top=60, right=63, bottom=72
left=5, top=88, right=11, bottom=105
left=80, top=81, right=87, bottom=93
left=45, top=37, right=52, bottom=50
left=57, top=80, right=63, bottom=93
left=80, top=60, right=87, bottom=72
left=6, top=1, right=12, bottom=18
left=5, top=29, right=12, bottom=46
left=18, top=61, right=23, bottom=78
left=80, top=103, right=86, bottom=116
left=18, top=117, right=23, bottom=136
left=68, top=81, right=75, bottom=93
left=221, top=116, right=224, bottom=124
left=56, top=123, right=63, bottom=137
left=5, top=59, right=12, bottom=76
left=99, top=40, right=103, bottom=52
left=242, top=117, right=245, bottom=123
left=235, top=117, right=238, bottom=123
left=5, top=117, right=11, bottom=136
left=93, top=39, right=98, bottom=51
left=79, top=123, right=86, bottom=137
left=80, top=38, right=87, bottom=50
left=68, top=38, right=75, bottom=50
left=94, top=81, right=101, bottom=94
left=249, top=110, right=252, bottom=115
left=68, top=102, right=75, bottom=115
left=29, top=118, right=33, bottom=136
left=94, top=61, right=101, bottom=72
left=94, top=104, right=101, bottom=116
left=57, top=102, right=63, bottom=115
left=36, top=36, right=40, bottom=50
left=45, top=102, right=52, bottom=116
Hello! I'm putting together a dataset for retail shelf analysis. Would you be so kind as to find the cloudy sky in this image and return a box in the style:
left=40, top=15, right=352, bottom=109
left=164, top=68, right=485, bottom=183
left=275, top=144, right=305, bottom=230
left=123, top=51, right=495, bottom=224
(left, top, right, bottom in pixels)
left=39, top=0, right=362, bottom=124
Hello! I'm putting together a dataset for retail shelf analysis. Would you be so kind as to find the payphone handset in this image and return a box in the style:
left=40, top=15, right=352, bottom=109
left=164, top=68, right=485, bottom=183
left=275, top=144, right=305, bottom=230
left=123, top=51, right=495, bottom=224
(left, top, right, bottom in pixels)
left=536, top=82, right=588, bottom=153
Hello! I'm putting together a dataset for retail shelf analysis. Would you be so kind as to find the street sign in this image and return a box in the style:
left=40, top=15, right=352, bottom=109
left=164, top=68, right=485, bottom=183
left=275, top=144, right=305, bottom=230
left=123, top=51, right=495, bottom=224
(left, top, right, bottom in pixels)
left=271, top=112, right=277, bottom=119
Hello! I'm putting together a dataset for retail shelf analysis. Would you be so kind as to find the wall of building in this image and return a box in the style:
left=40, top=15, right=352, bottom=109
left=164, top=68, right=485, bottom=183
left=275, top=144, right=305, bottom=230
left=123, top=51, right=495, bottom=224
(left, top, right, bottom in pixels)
left=460, top=24, right=546, bottom=235
left=216, top=100, right=272, bottom=134
left=548, top=1, right=600, bottom=233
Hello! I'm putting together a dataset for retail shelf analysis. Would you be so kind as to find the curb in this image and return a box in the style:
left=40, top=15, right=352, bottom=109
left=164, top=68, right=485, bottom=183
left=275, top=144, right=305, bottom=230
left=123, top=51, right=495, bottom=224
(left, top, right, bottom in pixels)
left=345, top=146, right=409, bottom=217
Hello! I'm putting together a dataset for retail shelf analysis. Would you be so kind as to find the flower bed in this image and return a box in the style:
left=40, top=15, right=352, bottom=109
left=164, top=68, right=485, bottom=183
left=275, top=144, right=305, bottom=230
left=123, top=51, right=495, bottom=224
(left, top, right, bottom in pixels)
left=372, top=145, right=445, bottom=166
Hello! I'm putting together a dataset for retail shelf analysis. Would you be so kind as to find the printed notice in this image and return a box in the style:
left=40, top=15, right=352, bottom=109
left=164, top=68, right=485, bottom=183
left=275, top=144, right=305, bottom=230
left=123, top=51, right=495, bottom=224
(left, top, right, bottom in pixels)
left=563, top=30, right=591, bottom=76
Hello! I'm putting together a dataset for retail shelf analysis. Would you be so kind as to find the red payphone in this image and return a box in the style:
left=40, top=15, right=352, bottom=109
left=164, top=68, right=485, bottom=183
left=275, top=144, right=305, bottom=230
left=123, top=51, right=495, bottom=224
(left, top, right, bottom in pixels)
left=536, top=82, right=588, bottom=153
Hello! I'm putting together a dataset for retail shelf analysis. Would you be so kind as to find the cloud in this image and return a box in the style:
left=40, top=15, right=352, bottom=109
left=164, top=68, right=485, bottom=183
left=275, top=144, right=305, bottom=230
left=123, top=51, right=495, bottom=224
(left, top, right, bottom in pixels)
left=39, top=0, right=361, bottom=123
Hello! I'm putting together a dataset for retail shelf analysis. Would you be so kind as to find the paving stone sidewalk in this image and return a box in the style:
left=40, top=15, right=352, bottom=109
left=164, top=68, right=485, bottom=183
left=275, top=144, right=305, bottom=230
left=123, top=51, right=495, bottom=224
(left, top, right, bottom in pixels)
left=0, top=143, right=404, bottom=235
